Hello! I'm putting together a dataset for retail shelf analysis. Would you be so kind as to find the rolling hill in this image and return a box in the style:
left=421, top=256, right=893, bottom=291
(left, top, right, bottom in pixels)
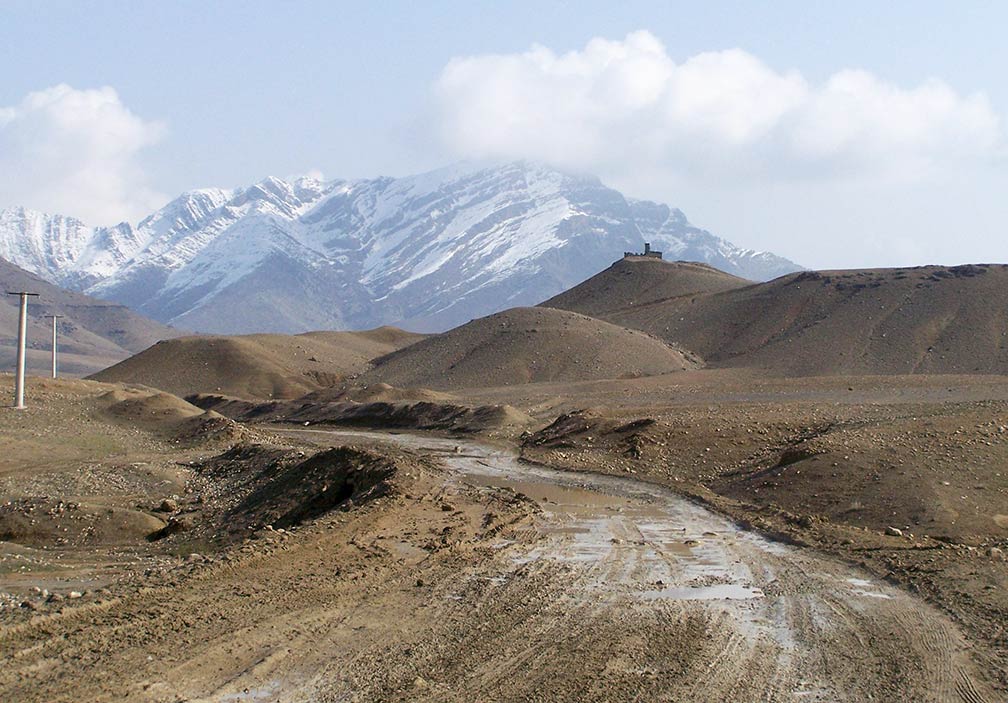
left=544, top=261, right=1008, bottom=376
left=541, top=257, right=752, bottom=317
left=360, top=306, right=700, bottom=391
left=89, top=327, right=425, bottom=399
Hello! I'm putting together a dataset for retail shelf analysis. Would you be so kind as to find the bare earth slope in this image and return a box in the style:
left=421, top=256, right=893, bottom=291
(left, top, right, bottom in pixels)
left=0, top=258, right=180, bottom=376
left=89, top=327, right=425, bottom=399
left=361, top=306, right=700, bottom=391
left=541, top=257, right=752, bottom=316
left=546, top=262, right=1008, bottom=376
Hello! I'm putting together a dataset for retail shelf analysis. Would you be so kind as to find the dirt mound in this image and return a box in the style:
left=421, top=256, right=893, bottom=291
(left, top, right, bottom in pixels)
left=541, top=258, right=751, bottom=317
left=95, top=386, right=242, bottom=444
left=548, top=263, right=1008, bottom=376
left=162, top=443, right=401, bottom=545
left=0, top=498, right=167, bottom=547
left=226, top=446, right=396, bottom=532
left=89, top=327, right=426, bottom=399
left=361, top=307, right=700, bottom=391
left=97, top=387, right=205, bottom=425
left=524, top=409, right=664, bottom=461
left=297, top=382, right=456, bottom=404
left=189, top=393, right=534, bottom=434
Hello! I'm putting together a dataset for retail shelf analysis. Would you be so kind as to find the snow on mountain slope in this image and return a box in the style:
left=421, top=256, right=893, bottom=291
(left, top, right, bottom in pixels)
left=0, top=162, right=801, bottom=333
left=0, top=208, right=144, bottom=288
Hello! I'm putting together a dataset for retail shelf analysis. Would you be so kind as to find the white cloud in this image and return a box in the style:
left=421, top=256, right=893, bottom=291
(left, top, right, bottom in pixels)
left=435, top=31, right=1002, bottom=184
left=0, top=84, right=166, bottom=225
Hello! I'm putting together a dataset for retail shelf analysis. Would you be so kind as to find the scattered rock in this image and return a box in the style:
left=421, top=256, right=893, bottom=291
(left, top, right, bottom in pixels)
left=885, top=526, right=903, bottom=537
left=156, top=498, right=179, bottom=513
left=988, top=547, right=1005, bottom=562
left=147, top=515, right=194, bottom=541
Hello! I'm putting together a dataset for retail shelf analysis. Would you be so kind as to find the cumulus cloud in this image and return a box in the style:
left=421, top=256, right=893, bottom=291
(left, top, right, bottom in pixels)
left=435, top=31, right=1001, bottom=184
left=0, top=84, right=166, bottom=225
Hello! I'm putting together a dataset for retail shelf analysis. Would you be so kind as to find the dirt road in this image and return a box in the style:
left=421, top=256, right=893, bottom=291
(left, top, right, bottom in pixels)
left=1, top=426, right=996, bottom=702
left=267, top=428, right=994, bottom=703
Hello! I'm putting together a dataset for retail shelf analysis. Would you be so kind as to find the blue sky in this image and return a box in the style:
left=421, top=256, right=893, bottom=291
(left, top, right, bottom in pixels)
left=2, top=1, right=1006, bottom=269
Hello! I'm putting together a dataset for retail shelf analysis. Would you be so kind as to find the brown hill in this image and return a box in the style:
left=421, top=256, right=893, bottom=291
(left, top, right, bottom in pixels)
left=0, top=258, right=180, bottom=376
left=361, top=307, right=700, bottom=391
left=541, top=257, right=751, bottom=317
left=89, top=327, right=425, bottom=399
left=546, top=262, right=1008, bottom=375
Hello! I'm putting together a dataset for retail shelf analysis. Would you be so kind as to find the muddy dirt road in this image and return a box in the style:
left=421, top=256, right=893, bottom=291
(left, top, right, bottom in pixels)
left=270, top=428, right=994, bottom=703
left=2, top=426, right=996, bottom=702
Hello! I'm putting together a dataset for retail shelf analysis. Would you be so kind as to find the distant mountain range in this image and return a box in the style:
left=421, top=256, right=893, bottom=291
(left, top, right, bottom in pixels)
left=0, top=162, right=801, bottom=333
left=0, top=257, right=179, bottom=376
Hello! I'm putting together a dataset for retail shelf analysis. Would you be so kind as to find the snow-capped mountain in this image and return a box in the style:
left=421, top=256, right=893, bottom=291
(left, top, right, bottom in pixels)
left=0, top=162, right=800, bottom=333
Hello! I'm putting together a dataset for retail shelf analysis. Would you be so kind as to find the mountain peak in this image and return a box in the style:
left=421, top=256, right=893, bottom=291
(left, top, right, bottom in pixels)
left=0, top=162, right=801, bottom=333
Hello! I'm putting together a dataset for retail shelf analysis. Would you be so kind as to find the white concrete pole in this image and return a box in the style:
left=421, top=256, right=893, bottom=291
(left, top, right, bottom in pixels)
left=50, top=315, right=61, bottom=379
left=7, top=291, right=39, bottom=409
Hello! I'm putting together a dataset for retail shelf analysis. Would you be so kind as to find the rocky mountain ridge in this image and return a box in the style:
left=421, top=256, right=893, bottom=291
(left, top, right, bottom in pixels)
left=0, top=162, right=801, bottom=333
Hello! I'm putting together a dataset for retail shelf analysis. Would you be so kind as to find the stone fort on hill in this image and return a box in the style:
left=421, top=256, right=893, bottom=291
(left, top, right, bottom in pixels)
left=623, top=242, right=663, bottom=259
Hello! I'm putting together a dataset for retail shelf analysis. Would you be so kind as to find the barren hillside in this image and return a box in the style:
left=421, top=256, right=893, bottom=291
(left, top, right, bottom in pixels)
left=541, top=257, right=752, bottom=316
left=362, top=306, right=700, bottom=391
left=547, top=262, right=1008, bottom=375
left=90, top=327, right=425, bottom=399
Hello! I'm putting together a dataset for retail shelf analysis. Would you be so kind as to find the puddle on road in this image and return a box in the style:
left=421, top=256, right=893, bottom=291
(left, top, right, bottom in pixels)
left=846, top=577, right=894, bottom=600
left=641, top=584, right=765, bottom=601
left=217, top=680, right=282, bottom=702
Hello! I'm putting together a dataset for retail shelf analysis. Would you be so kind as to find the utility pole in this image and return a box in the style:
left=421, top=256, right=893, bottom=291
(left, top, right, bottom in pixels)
left=7, top=291, right=40, bottom=409
left=48, top=315, right=63, bottom=379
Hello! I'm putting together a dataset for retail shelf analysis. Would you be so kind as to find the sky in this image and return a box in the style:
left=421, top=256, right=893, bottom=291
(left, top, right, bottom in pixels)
left=1, top=0, right=1006, bottom=270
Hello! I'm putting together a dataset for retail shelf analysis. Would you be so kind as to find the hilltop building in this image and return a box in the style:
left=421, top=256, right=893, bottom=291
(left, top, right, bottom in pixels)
left=623, top=242, right=663, bottom=259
